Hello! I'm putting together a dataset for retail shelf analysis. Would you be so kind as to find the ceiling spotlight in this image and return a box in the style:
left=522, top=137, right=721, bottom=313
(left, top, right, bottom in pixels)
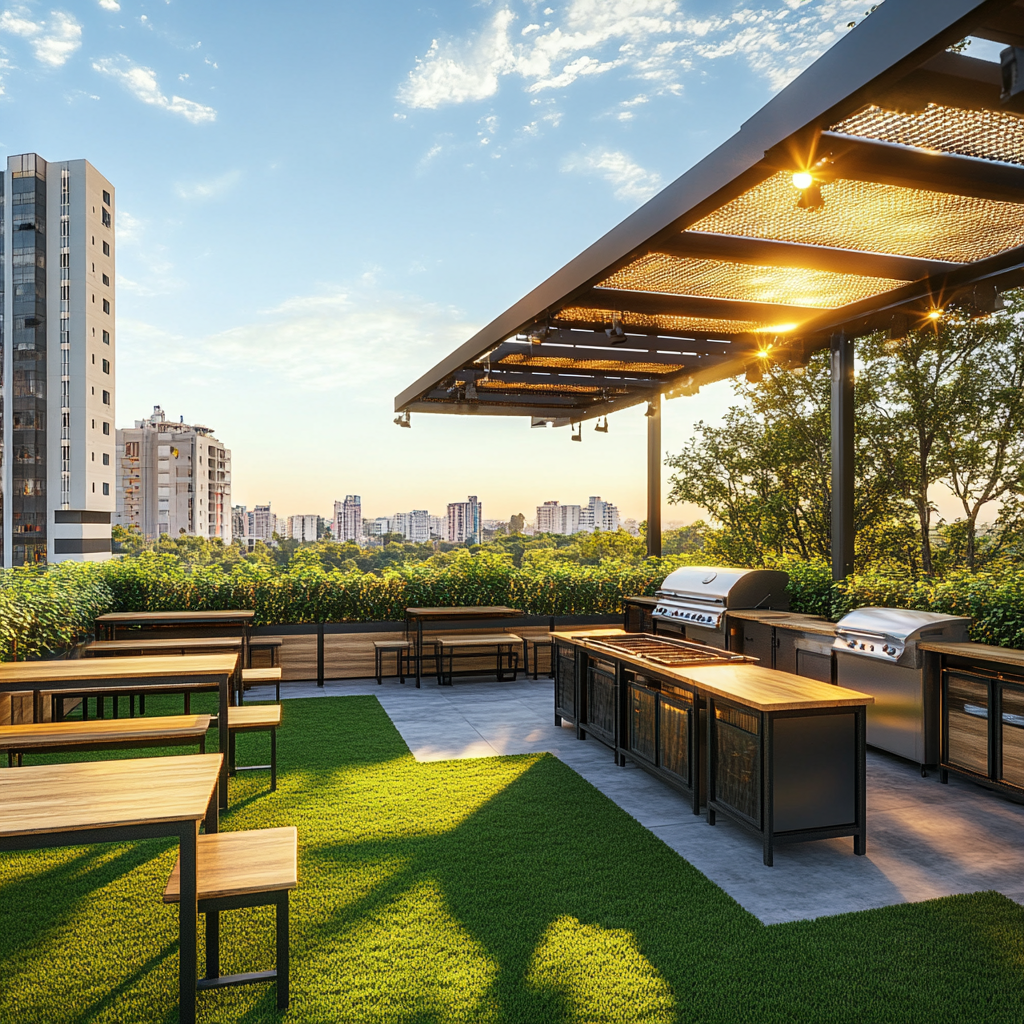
left=606, top=314, right=626, bottom=343
left=927, top=308, right=943, bottom=321
left=792, top=170, right=814, bottom=190
left=571, top=422, right=582, bottom=442
left=644, top=402, right=657, bottom=418
left=394, top=411, right=411, bottom=428
left=528, top=324, right=551, bottom=345
left=594, top=416, right=609, bottom=433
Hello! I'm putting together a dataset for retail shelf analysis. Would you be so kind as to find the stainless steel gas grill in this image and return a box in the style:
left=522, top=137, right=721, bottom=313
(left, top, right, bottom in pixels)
left=653, top=567, right=790, bottom=649
left=833, top=607, right=971, bottom=772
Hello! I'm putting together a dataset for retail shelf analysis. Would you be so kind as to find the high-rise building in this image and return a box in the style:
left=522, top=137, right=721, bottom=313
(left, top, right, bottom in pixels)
left=580, top=496, right=620, bottom=533
left=231, top=505, right=247, bottom=541
left=334, top=495, right=361, bottom=542
left=249, top=504, right=274, bottom=542
left=1, top=153, right=116, bottom=564
left=446, top=495, right=482, bottom=544
left=391, top=509, right=430, bottom=543
left=428, top=515, right=445, bottom=539
left=115, top=406, right=231, bottom=542
left=287, top=514, right=317, bottom=542
left=536, top=500, right=582, bottom=535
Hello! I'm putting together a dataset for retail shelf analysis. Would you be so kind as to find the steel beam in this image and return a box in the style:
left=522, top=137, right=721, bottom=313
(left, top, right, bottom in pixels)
left=873, top=49, right=1004, bottom=112
left=654, top=232, right=958, bottom=281
left=647, top=393, right=662, bottom=558
left=830, top=332, right=855, bottom=581
left=581, top=288, right=823, bottom=323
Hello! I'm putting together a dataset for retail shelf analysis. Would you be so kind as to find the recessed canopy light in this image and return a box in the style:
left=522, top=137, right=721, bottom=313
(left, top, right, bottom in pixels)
left=792, top=170, right=814, bottom=190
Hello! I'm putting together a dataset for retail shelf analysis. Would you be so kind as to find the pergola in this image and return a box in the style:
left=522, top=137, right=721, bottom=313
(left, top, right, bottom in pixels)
left=395, top=0, right=1024, bottom=573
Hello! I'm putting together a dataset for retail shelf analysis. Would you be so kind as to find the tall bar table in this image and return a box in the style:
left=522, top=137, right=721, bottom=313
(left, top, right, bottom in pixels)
left=0, top=753, right=222, bottom=1024
left=404, top=607, right=524, bottom=687
left=95, top=610, right=255, bottom=668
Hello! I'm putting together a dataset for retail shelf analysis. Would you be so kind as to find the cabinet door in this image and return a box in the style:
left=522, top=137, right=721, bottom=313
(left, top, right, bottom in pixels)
left=1000, top=684, right=1024, bottom=787
left=629, top=684, right=657, bottom=763
left=586, top=658, right=616, bottom=736
left=739, top=622, right=774, bottom=668
left=945, top=673, right=990, bottom=776
left=554, top=644, right=576, bottom=716
left=658, top=694, right=691, bottom=785
left=714, top=703, right=761, bottom=824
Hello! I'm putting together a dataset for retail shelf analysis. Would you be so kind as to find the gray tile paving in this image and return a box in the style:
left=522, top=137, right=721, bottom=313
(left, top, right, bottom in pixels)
left=249, top=674, right=1024, bottom=925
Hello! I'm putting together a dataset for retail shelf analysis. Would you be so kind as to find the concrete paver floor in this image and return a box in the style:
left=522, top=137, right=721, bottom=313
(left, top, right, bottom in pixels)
left=249, top=674, right=1024, bottom=924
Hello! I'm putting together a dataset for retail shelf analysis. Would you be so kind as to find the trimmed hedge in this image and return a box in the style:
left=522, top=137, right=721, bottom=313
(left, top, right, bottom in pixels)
left=3, top=551, right=1024, bottom=661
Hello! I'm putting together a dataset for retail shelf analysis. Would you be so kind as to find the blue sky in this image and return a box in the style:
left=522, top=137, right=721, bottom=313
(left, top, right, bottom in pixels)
left=0, top=0, right=878, bottom=524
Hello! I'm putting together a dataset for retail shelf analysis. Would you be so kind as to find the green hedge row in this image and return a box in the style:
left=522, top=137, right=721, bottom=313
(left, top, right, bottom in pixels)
left=3, top=551, right=1024, bottom=661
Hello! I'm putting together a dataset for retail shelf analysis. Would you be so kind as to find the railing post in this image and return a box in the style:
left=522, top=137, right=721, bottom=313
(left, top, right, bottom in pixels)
left=317, top=622, right=325, bottom=687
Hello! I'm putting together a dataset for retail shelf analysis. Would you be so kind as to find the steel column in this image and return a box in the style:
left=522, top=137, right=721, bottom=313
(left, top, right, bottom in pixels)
left=647, top=393, right=662, bottom=558
left=830, top=332, right=855, bottom=581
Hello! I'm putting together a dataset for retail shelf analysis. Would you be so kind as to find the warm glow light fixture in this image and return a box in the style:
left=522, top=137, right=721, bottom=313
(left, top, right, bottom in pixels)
left=644, top=402, right=657, bottom=418
left=594, top=416, right=609, bottom=433
left=792, top=170, right=814, bottom=190
left=606, top=314, right=626, bottom=343
left=571, top=422, right=582, bottom=442
left=394, top=411, right=411, bottom=428
left=927, top=308, right=943, bottom=321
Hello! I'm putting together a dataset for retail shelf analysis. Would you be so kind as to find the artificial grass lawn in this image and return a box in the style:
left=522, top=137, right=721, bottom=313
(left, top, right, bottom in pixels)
left=2, top=695, right=1024, bottom=1023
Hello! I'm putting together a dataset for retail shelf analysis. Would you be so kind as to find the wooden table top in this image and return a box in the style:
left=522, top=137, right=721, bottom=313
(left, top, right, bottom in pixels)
left=85, top=637, right=242, bottom=653
left=728, top=609, right=837, bottom=637
left=919, top=641, right=1024, bottom=669
left=0, top=753, right=223, bottom=837
left=0, top=653, right=238, bottom=686
left=551, top=627, right=630, bottom=641
left=95, top=610, right=255, bottom=624
left=405, top=606, right=523, bottom=619
left=0, top=714, right=212, bottom=749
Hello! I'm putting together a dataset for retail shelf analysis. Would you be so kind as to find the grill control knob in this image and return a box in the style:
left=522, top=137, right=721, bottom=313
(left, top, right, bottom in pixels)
left=868, top=645, right=875, bottom=652
left=847, top=640, right=856, bottom=648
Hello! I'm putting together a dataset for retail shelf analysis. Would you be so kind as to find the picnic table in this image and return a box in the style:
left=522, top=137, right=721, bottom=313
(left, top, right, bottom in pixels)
left=0, top=753, right=222, bottom=1024
left=0, top=654, right=237, bottom=809
left=94, top=610, right=255, bottom=667
left=404, top=607, right=524, bottom=687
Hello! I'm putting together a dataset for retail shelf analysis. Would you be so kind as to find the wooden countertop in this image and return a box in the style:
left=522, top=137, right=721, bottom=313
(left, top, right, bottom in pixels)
left=919, top=641, right=1024, bottom=669
left=0, top=714, right=212, bottom=749
left=0, top=653, right=238, bottom=686
left=728, top=609, right=837, bottom=637
left=551, top=628, right=630, bottom=641
left=561, top=634, right=871, bottom=711
left=623, top=596, right=659, bottom=607
left=0, top=753, right=223, bottom=837
left=95, top=610, right=254, bottom=624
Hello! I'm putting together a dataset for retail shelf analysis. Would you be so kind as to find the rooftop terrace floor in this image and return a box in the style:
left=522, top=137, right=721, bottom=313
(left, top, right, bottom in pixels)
left=250, top=675, right=1024, bottom=926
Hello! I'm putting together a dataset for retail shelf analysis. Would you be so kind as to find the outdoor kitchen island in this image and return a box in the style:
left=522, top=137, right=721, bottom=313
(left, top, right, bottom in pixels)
left=556, top=631, right=874, bottom=866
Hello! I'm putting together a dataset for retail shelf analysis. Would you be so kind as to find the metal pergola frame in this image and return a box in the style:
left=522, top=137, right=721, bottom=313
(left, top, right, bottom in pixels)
left=396, top=0, right=1024, bottom=570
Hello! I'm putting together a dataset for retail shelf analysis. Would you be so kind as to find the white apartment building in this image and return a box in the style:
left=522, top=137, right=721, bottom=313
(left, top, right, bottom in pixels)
left=231, top=505, right=247, bottom=541
left=581, top=495, right=620, bottom=533
left=287, top=514, right=318, bottom=542
left=447, top=495, right=482, bottom=544
left=334, top=495, right=361, bottom=542
left=536, top=500, right=582, bottom=536
left=249, top=504, right=275, bottom=542
left=1, top=153, right=116, bottom=564
left=391, top=509, right=430, bottom=543
left=115, top=406, right=231, bottom=542
left=428, top=515, right=445, bottom=539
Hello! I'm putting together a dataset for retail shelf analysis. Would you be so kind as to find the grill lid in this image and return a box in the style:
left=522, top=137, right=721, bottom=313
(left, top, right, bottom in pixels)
left=833, top=607, right=971, bottom=663
left=654, top=566, right=789, bottom=628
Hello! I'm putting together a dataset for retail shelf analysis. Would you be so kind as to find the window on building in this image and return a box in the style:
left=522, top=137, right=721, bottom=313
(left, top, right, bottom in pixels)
left=102, top=482, right=110, bottom=496
left=102, top=274, right=109, bottom=286
left=91, top=236, right=95, bottom=245
left=91, top=387, right=95, bottom=395
left=102, top=422, right=110, bottom=435
left=102, top=390, right=110, bottom=405
left=92, top=483, right=95, bottom=493
left=101, top=208, right=111, bottom=228
left=60, top=252, right=69, bottom=268
left=91, top=354, right=95, bottom=365
left=102, top=330, right=110, bottom=345
left=91, top=452, right=95, bottom=462
left=102, top=241, right=110, bottom=256
left=102, top=299, right=110, bottom=314
left=102, top=359, right=110, bottom=374
left=102, top=453, right=110, bottom=466
left=102, top=190, right=110, bottom=206
left=91, top=419, right=95, bottom=428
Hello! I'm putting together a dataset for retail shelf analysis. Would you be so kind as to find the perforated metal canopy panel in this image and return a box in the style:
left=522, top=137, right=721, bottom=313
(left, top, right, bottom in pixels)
left=396, top=0, right=1024, bottom=422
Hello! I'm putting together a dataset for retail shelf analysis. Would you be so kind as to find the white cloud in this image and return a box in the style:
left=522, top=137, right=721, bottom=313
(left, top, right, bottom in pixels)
left=97, top=0, right=120, bottom=10
left=399, top=0, right=866, bottom=107
left=0, top=9, right=82, bottom=67
left=122, top=283, right=478, bottom=395
left=93, top=55, right=217, bottom=123
left=562, top=147, right=662, bottom=202
left=175, top=169, right=241, bottom=200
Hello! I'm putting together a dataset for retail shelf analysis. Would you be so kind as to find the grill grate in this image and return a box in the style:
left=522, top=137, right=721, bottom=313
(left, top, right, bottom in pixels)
left=586, top=634, right=746, bottom=668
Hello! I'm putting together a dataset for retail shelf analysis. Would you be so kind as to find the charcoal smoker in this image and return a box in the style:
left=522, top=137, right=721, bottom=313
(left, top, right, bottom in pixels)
left=652, top=567, right=790, bottom=650
left=833, top=607, right=971, bottom=773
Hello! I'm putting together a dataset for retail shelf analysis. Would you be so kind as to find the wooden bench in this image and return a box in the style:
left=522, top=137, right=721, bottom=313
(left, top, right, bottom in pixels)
left=436, top=634, right=524, bottom=685
left=48, top=678, right=225, bottom=721
left=241, top=667, right=282, bottom=702
left=228, top=704, right=281, bottom=791
left=248, top=637, right=283, bottom=668
left=163, top=826, right=297, bottom=1009
left=0, top=714, right=212, bottom=767
left=373, top=639, right=441, bottom=686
